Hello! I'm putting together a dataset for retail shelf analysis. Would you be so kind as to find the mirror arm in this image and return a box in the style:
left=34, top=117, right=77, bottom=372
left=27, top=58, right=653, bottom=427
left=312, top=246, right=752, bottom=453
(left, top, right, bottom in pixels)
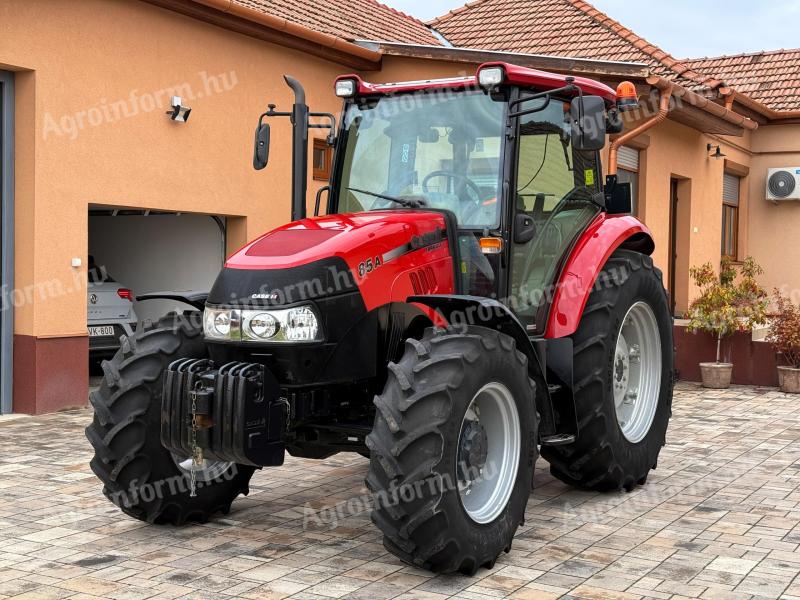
left=509, top=83, right=576, bottom=110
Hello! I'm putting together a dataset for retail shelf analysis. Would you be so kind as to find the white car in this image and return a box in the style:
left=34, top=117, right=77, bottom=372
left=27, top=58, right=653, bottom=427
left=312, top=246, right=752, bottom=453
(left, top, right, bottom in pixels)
left=87, top=261, right=138, bottom=359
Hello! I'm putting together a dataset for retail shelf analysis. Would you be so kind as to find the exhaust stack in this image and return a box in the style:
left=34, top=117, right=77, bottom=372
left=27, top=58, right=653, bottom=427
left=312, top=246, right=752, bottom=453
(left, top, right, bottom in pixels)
left=285, top=76, right=309, bottom=222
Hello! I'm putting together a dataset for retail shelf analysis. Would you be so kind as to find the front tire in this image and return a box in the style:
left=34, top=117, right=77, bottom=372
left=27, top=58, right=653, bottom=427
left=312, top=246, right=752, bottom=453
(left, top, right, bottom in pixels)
left=366, top=326, right=537, bottom=574
left=85, top=313, right=255, bottom=524
left=542, top=250, right=673, bottom=491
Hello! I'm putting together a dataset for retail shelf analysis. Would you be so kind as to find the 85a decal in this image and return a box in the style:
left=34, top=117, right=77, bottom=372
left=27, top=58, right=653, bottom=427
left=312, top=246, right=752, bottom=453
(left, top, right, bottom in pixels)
left=358, top=255, right=382, bottom=278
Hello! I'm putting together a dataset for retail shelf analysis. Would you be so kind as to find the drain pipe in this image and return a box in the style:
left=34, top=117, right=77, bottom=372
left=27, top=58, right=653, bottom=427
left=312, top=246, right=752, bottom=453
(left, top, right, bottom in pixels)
left=608, top=84, right=673, bottom=175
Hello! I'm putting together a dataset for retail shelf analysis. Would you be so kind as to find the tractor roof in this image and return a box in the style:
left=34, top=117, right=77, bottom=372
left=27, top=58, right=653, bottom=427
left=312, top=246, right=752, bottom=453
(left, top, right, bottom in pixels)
left=336, top=61, right=617, bottom=104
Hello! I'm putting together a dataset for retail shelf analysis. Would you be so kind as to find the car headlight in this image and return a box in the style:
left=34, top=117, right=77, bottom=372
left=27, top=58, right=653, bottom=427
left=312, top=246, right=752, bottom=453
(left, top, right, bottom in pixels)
left=204, top=305, right=322, bottom=343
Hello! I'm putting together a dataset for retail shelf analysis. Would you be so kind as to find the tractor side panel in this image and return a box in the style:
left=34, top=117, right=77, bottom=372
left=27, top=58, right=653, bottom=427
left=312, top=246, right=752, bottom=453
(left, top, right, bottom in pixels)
left=544, top=213, right=654, bottom=339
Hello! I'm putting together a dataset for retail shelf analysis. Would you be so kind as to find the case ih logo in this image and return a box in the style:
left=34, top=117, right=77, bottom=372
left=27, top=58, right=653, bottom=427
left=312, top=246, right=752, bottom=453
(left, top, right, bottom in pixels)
left=251, top=292, right=279, bottom=300
left=410, top=227, right=444, bottom=250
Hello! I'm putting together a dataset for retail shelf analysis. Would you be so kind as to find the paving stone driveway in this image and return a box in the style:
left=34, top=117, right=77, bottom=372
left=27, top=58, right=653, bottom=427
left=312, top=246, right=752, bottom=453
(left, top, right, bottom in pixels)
left=1, top=382, right=800, bottom=600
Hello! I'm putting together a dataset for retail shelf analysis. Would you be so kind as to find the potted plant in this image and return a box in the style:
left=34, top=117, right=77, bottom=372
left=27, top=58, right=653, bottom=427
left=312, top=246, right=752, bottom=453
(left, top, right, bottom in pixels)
left=766, top=291, right=800, bottom=393
left=686, top=257, right=768, bottom=389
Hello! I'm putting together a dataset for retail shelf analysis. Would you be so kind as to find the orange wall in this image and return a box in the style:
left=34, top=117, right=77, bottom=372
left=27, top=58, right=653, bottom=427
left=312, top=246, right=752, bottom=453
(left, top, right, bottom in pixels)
left=623, top=118, right=754, bottom=313
left=1, top=0, right=345, bottom=337
left=747, top=124, right=800, bottom=298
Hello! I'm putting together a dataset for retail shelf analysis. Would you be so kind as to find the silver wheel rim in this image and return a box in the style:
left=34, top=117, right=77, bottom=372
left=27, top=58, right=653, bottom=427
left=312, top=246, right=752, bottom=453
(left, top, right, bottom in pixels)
left=613, top=301, right=662, bottom=443
left=171, top=453, right=233, bottom=483
left=457, top=382, right=521, bottom=524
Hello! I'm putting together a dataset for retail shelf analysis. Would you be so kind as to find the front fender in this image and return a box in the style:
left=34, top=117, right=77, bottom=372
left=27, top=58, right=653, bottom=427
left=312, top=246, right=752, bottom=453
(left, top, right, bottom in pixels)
left=545, top=213, right=654, bottom=339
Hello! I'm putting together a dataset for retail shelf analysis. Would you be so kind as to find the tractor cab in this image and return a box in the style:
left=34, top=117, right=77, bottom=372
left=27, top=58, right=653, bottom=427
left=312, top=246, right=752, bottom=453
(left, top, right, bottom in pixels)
left=326, top=64, right=626, bottom=332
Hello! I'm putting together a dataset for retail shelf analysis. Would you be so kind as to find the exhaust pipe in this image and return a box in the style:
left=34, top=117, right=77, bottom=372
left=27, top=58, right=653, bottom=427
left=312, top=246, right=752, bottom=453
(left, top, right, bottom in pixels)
left=284, top=76, right=308, bottom=222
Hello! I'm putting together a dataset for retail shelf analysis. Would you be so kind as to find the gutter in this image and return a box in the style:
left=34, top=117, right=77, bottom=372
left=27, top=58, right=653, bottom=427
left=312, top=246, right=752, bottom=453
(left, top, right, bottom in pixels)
left=147, top=0, right=382, bottom=69
left=720, top=89, right=800, bottom=122
left=608, top=84, right=673, bottom=176
left=647, top=76, right=758, bottom=131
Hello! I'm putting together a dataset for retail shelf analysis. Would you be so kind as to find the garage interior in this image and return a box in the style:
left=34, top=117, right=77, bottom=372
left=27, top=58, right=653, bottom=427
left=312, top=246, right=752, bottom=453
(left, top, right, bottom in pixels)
left=87, top=206, right=227, bottom=373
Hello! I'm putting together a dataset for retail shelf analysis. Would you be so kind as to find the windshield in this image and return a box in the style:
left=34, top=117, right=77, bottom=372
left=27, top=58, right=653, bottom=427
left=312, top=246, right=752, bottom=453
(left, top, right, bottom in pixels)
left=336, top=91, right=506, bottom=229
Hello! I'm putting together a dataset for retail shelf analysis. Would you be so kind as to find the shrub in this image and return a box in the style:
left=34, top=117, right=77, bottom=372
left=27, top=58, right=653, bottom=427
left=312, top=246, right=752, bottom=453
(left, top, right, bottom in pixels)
left=767, top=291, right=800, bottom=368
left=686, top=257, right=768, bottom=363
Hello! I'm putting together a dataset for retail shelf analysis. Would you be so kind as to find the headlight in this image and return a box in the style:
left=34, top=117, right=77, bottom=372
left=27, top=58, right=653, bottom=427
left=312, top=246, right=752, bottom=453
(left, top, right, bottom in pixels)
left=204, top=306, right=240, bottom=340
left=246, top=313, right=279, bottom=339
left=204, top=305, right=322, bottom=343
left=284, top=307, right=319, bottom=341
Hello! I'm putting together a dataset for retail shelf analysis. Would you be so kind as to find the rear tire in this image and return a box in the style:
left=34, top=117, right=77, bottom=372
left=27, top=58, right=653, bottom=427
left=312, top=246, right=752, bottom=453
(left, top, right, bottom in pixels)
left=366, top=326, right=537, bottom=574
left=85, top=312, right=255, bottom=524
left=541, top=250, right=673, bottom=491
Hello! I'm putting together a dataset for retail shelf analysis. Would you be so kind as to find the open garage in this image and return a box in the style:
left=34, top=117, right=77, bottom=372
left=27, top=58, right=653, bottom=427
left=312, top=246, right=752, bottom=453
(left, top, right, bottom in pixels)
left=87, top=208, right=226, bottom=368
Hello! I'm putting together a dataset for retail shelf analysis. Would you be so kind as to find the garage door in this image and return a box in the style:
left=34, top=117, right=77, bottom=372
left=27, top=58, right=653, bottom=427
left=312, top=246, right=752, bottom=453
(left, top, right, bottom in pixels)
left=88, top=211, right=225, bottom=324
left=0, top=71, right=14, bottom=414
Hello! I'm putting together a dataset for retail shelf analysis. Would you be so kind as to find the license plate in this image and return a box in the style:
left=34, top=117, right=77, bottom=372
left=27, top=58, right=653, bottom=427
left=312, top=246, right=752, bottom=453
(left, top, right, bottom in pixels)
left=89, top=326, right=115, bottom=337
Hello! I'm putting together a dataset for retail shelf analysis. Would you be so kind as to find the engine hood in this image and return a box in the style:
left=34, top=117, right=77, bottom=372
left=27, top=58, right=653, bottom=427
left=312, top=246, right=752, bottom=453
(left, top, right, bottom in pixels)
left=225, top=211, right=448, bottom=271
left=208, top=210, right=454, bottom=310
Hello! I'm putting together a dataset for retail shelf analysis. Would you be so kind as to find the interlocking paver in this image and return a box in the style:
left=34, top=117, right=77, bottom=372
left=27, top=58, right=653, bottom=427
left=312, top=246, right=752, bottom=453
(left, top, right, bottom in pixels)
left=2, top=383, right=800, bottom=598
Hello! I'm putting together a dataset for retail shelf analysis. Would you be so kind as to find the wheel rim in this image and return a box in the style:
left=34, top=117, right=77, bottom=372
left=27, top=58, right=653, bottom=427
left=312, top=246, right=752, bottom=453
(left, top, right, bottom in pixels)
left=457, top=382, right=521, bottom=524
left=171, top=453, right=233, bottom=483
left=613, top=301, right=662, bottom=443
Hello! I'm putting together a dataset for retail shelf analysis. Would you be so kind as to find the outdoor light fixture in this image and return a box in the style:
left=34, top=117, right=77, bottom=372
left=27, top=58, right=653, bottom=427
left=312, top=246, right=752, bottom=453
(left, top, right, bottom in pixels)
left=166, top=96, right=191, bottom=122
left=334, top=79, right=356, bottom=98
left=707, top=143, right=726, bottom=159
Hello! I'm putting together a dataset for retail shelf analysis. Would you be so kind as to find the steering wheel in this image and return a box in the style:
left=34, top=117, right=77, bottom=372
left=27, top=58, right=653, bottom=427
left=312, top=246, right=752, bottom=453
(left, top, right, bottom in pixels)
left=422, top=171, right=483, bottom=206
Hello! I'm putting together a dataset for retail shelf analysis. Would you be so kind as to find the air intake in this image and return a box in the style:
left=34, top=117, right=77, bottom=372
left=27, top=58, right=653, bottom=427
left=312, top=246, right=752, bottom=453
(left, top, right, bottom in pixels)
left=409, top=266, right=437, bottom=295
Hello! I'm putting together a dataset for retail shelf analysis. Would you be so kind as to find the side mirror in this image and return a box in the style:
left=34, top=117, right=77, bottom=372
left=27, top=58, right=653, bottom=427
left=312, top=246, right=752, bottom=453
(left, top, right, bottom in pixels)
left=570, top=95, right=606, bottom=151
left=253, top=122, right=270, bottom=170
left=514, top=212, right=537, bottom=244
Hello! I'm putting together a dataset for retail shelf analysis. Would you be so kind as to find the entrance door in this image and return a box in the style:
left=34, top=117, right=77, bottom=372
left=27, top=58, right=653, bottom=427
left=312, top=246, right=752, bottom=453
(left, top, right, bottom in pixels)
left=668, top=179, right=678, bottom=316
left=0, top=71, right=13, bottom=414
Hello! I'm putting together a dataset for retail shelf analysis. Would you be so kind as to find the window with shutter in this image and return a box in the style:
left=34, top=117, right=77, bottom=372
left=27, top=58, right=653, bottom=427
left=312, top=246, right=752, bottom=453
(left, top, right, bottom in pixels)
left=721, top=173, right=741, bottom=259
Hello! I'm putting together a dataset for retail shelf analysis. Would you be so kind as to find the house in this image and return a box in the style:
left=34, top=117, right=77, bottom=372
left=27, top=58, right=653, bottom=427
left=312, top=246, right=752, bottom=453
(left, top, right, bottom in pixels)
left=0, top=0, right=796, bottom=413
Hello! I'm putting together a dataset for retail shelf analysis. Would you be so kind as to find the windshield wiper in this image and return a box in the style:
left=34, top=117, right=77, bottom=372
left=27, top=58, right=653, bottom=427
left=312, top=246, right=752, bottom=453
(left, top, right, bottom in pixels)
left=347, top=187, right=426, bottom=209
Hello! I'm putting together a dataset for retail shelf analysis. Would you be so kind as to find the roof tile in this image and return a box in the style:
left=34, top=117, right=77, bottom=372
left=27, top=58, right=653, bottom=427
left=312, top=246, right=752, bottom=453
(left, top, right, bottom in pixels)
left=430, top=0, right=723, bottom=89
left=683, top=49, right=800, bottom=112
left=233, top=0, right=440, bottom=45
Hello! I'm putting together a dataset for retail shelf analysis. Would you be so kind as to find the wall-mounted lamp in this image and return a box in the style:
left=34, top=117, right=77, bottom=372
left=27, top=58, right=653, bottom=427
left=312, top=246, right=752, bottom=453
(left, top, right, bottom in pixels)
left=166, top=96, right=191, bottom=123
left=707, top=143, right=726, bottom=159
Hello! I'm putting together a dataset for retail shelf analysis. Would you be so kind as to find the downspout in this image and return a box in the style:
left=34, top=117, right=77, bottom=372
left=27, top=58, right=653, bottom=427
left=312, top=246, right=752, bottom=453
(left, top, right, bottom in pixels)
left=608, top=84, right=673, bottom=175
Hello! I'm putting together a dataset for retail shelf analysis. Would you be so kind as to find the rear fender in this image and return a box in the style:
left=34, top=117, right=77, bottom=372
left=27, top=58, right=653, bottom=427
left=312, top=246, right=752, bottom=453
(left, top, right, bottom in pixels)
left=545, top=214, right=654, bottom=339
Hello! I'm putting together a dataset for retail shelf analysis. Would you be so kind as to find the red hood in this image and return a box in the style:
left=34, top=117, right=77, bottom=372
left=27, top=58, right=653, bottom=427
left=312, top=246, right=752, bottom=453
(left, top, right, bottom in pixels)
left=226, top=210, right=448, bottom=270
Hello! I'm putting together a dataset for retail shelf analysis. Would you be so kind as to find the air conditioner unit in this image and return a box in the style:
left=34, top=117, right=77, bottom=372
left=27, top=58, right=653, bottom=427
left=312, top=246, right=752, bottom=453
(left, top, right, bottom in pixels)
left=766, top=167, right=800, bottom=202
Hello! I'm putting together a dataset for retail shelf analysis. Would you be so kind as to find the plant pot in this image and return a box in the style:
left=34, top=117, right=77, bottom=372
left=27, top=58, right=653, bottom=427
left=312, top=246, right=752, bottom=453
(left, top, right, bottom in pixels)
left=777, top=366, right=800, bottom=394
left=699, top=362, right=733, bottom=389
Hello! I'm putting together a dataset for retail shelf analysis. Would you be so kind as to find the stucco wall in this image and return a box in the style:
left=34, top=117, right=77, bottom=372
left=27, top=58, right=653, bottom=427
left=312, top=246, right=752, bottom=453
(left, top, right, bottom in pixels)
left=620, top=117, right=754, bottom=313
left=747, top=124, right=800, bottom=299
left=1, top=0, right=345, bottom=338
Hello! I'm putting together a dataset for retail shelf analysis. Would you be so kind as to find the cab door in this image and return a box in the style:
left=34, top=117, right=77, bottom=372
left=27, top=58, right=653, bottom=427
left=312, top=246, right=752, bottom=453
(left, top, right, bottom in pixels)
left=507, top=98, right=601, bottom=334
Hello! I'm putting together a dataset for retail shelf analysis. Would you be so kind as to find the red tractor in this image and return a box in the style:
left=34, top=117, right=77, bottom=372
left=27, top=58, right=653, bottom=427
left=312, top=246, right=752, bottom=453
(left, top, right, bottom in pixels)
left=87, top=62, right=673, bottom=574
